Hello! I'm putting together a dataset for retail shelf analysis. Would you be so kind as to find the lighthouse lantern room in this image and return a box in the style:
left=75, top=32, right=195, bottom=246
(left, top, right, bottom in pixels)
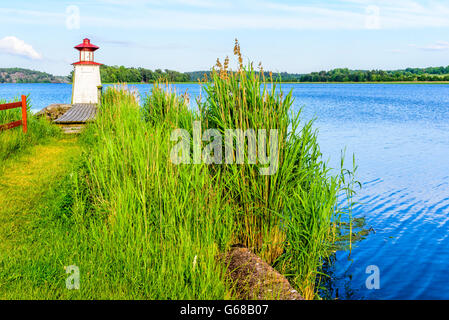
left=71, top=38, right=102, bottom=104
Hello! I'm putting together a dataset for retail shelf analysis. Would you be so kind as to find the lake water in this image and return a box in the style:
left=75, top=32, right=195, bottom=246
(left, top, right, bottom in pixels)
left=1, top=82, right=449, bottom=300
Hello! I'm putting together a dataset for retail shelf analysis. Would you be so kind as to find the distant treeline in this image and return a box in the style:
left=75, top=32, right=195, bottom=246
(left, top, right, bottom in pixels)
left=99, top=65, right=190, bottom=83
left=282, top=67, right=449, bottom=82
left=0, top=68, right=69, bottom=83
left=151, top=67, right=449, bottom=83
left=3, top=65, right=449, bottom=84
left=191, top=67, right=449, bottom=82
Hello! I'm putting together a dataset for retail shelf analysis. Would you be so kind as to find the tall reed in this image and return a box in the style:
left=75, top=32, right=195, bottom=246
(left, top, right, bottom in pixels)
left=197, top=40, right=357, bottom=298
left=72, top=85, right=236, bottom=298
left=71, top=43, right=357, bottom=299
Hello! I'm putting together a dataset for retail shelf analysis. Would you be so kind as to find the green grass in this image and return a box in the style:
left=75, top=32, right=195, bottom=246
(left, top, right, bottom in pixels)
left=0, top=138, right=82, bottom=299
left=62, top=51, right=356, bottom=298
left=66, top=85, right=235, bottom=298
left=0, top=47, right=358, bottom=299
left=1, top=87, right=234, bottom=299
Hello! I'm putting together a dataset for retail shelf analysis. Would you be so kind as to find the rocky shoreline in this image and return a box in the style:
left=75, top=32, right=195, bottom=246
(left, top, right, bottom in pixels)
left=35, top=104, right=72, bottom=121
left=224, top=247, right=304, bottom=300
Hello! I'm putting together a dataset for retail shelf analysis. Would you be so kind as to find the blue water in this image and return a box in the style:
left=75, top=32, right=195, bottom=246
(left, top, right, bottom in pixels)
left=1, top=83, right=448, bottom=300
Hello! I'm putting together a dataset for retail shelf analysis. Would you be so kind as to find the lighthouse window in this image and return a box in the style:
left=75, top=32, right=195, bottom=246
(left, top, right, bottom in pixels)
left=81, top=51, right=93, bottom=61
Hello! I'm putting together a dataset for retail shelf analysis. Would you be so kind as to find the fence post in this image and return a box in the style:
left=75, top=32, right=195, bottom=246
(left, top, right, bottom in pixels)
left=21, top=95, right=27, bottom=133
left=97, top=85, right=103, bottom=106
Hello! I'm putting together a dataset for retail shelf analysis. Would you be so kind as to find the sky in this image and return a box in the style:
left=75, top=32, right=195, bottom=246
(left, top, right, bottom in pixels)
left=0, top=0, right=448, bottom=76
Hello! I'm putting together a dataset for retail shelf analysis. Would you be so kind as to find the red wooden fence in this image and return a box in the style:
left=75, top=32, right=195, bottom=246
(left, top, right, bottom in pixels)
left=0, top=95, right=27, bottom=133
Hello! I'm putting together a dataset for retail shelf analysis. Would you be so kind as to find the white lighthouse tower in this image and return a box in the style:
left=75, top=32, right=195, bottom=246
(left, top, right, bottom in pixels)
left=71, top=38, right=102, bottom=104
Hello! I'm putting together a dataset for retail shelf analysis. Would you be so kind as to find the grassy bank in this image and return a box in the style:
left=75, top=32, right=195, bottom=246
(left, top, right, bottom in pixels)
left=63, top=45, right=356, bottom=299
left=0, top=137, right=81, bottom=299
left=0, top=45, right=358, bottom=300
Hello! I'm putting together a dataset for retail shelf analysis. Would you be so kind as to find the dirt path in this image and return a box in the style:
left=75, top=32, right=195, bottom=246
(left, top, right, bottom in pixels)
left=0, top=137, right=81, bottom=254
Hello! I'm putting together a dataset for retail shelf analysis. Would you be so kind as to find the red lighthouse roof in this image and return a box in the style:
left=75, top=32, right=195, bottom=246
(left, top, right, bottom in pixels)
left=72, top=38, right=102, bottom=66
left=74, top=38, right=99, bottom=51
left=72, top=61, right=103, bottom=66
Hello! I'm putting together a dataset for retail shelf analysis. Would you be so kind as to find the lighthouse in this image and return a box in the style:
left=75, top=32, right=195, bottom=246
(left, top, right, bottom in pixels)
left=71, top=38, right=102, bottom=104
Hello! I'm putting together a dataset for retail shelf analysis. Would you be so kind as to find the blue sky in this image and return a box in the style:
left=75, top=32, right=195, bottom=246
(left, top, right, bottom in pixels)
left=0, top=0, right=448, bottom=76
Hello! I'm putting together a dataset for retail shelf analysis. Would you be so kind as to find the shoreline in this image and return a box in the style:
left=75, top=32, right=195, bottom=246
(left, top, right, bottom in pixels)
left=2, top=81, right=449, bottom=85
left=279, top=81, right=449, bottom=84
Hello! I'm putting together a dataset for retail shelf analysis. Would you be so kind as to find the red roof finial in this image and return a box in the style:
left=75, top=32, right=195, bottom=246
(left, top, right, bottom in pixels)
left=73, top=38, right=102, bottom=66
left=75, top=38, right=99, bottom=51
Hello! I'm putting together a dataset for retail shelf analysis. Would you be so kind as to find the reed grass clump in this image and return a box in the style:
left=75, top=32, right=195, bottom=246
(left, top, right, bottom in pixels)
left=142, top=82, right=192, bottom=127
left=70, top=42, right=358, bottom=299
left=72, top=85, right=236, bottom=298
left=197, top=40, right=357, bottom=298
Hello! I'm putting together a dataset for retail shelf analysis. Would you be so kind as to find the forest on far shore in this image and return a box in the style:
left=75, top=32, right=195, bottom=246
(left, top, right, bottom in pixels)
left=1, top=65, right=449, bottom=84
left=91, top=65, right=449, bottom=83
left=188, top=66, right=449, bottom=82
left=0, top=68, right=69, bottom=83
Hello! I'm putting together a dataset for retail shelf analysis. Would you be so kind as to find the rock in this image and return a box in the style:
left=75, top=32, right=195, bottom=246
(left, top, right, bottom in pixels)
left=224, top=247, right=304, bottom=300
left=35, top=104, right=72, bottom=121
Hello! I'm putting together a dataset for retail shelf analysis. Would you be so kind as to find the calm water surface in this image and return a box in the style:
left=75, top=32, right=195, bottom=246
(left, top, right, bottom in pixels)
left=1, top=83, right=448, bottom=299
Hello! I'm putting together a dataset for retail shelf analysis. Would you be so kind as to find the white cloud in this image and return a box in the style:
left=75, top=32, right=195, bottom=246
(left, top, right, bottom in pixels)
left=0, top=36, right=42, bottom=60
left=419, top=41, right=449, bottom=51
left=93, top=0, right=229, bottom=8
left=409, top=41, right=449, bottom=51
left=64, top=1, right=449, bottom=30
left=2, top=1, right=449, bottom=31
left=386, top=49, right=403, bottom=53
left=175, top=0, right=231, bottom=8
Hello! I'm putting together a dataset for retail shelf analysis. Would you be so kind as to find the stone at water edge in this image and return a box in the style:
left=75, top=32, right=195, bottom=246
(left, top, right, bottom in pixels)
left=36, top=104, right=72, bottom=121
left=224, top=247, right=304, bottom=300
